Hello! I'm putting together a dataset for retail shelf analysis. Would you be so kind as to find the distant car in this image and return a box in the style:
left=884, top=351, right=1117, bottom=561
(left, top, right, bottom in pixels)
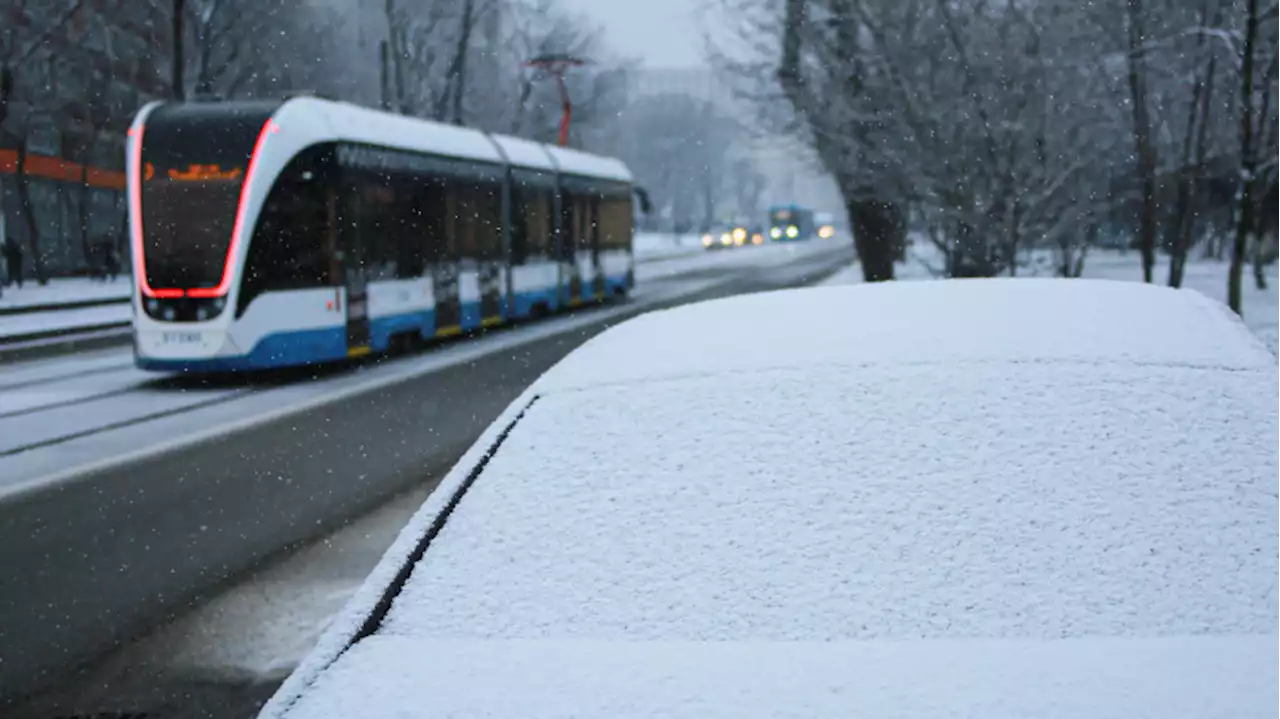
left=815, top=212, right=836, bottom=239
left=700, top=223, right=762, bottom=250
left=262, top=279, right=1278, bottom=718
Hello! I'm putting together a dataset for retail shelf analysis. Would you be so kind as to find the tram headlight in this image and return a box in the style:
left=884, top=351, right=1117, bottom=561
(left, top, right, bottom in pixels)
left=770, top=227, right=782, bottom=239
left=786, top=225, right=799, bottom=239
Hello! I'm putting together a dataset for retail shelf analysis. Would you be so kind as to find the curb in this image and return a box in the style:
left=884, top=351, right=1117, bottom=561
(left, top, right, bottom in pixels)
left=0, top=295, right=130, bottom=317
left=0, top=325, right=132, bottom=365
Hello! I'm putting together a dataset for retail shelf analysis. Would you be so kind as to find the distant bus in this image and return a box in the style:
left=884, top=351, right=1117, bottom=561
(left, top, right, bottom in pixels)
left=768, top=204, right=816, bottom=242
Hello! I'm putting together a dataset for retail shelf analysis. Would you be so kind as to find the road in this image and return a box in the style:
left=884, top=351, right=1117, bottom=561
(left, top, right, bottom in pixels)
left=1, top=242, right=852, bottom=716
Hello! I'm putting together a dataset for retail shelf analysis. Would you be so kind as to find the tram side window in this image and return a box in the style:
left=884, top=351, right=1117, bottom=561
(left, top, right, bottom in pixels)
left=392, top=172, right=439, bottom=279
left=510, top=176, right=551, bottom=266
left=474, top=180, right=503, bottom=261
left=599, top=191, right=633, bottom=251
left=239, top=169, right=331, bottom=313
left=575, top=191, right=597, bottom=252
left=447, top=183, right=476, bottom=262
left=417, top=176, right=450, bottom=265
left=510, top=178, right=529, bottom=265
left=355, top=176, right=398, bottom=281
left=449, top=180, right=502, bottom=262
left=526, top=184, right=553, bottom=260
left=557, top=189, right=575, bottom=262
left=558, top=188, right=595, bottom=259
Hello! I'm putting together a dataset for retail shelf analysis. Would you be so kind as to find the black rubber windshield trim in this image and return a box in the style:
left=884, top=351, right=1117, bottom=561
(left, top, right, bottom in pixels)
left=276, top=394, right=540, bottom=717
left=352, top=394, right=540, bottom=641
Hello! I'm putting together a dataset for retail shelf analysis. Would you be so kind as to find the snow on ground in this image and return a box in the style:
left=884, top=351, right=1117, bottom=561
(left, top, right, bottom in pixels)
left=637, top=236, right=844, bottom=283
left=0, top=277, right=130, bottom=310
left=823, top=242, right=1279, bottom=354
left=270, top=279, right=1277, bottom=718
left=0, top=303, right=130, bottom=340
left=633, top=231, right=705, bottom=261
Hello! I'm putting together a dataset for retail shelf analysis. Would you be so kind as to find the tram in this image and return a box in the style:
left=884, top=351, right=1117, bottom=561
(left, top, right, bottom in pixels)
left=127, top=96, right=635, bottom=373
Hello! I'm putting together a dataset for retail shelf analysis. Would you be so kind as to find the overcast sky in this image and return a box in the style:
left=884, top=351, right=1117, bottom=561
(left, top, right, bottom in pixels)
left=556, top=0, right=706, bottom=68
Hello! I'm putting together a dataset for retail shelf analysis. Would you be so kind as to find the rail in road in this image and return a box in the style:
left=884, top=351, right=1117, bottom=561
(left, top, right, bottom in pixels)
left=0, top=243, right=853, bottom=707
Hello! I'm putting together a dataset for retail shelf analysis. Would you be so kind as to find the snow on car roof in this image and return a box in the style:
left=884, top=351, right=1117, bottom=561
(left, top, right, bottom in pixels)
left=279, top=635, right=1275, bottom=718
left=537, top=278, right=1275, bottom=393
left=264, top=278, right=1278, bottom=718
left=377, top=363, right=1276, bottom=642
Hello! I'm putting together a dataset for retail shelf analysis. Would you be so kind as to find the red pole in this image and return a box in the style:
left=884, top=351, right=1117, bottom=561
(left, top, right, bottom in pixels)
left=555, top=71, right=572, bottom=147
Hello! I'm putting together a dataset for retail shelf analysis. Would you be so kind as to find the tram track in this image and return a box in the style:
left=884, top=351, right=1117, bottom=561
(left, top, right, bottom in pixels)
left=0, top=361, right=138, bottom=392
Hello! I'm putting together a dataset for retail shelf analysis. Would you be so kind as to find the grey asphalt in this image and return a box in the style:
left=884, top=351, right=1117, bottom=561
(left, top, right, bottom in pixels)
left=1, top=245, right=852, bottom=715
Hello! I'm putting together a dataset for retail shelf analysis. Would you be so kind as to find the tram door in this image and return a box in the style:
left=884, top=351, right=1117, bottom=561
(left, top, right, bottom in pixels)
left=337, top=188, right=371, bottom=354
left=433, top=182, right=462, bottom=333
left=559, top=189, right=582, bottom=303
left=477, top=180, right=504, bottom=322
left=588, top=194, right=604, bottom=299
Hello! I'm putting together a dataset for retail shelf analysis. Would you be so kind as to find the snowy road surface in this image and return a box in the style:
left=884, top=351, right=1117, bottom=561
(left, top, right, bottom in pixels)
left=1, top=240, right=851, bottom=713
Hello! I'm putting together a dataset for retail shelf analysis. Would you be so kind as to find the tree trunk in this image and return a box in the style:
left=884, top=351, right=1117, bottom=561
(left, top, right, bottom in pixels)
left=1167, top=0, right=1219, bottom=288
left=1252, top=237, right=1268, bottom=289
left=1228, top=0, right=1260, bottom=315
left=1125, top=0, right=1158, bottom=283
left=14, top=144, right=47, bottom=284
left=846, top=196, right=898, bottom=282
left=449, top=0, right=475, bottom=125
left=172, top=0, right=186, bottom=100
left=79, top=161, right=93, bottom=271
left=379, top=40, right=392, bottom=111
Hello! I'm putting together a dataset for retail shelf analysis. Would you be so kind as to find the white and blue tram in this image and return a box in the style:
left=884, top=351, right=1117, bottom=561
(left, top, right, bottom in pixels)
left=126, top=96, right=636, bottom=373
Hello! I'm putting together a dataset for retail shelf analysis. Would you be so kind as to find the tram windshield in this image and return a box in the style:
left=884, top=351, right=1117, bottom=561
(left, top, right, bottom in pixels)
left=138, top=104, right=273, bottom=292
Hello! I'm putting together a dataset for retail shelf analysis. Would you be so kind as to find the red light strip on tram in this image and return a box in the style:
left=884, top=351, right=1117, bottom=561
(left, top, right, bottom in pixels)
left=130, top=119, right=280, bottom=300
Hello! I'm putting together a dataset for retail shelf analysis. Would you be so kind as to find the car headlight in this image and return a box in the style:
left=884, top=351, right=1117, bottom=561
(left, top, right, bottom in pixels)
left=732, top=227, right=747, bottom=243
left=720, top=233, right=732, bottom=245
left=702, top=234, right=713, bottom=246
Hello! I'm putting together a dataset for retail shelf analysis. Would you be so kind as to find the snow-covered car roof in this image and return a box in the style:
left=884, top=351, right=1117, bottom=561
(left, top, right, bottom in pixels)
left=263, top=278, right=1278, bottom=718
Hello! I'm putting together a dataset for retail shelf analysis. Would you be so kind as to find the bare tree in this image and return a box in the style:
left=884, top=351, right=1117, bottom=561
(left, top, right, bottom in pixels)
left=1228, top=0, right=1267, bottom=314
left=0, top=0, right=87, bottom=285
left=180, top=0, right=339, bottom=100
left=1123, top=0, right=1160, bottom=283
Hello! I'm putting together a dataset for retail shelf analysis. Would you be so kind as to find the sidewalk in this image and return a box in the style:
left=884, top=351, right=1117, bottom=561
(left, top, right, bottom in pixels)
left=0, top=276, right=131, bottom=313
left=0, top=303, right=131, bottom=342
